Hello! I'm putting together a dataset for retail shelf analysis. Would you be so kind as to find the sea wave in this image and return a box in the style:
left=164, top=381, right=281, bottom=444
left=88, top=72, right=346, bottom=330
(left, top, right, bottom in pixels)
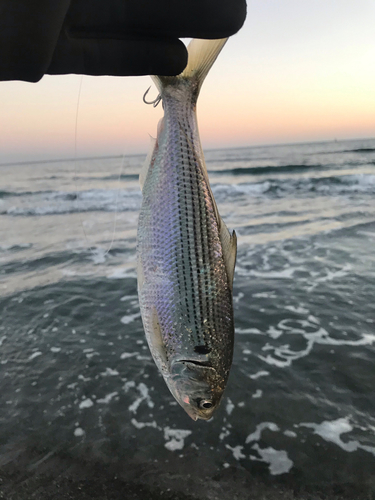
left=2, top=172, right=375, bottom=216
left=209, top=164, right=326, bottom=176
left=213, top=173, right=375, bottom=198
left=1, top=188, right=142, bottom=216
left=0, top=190, right=48, bottom=198
left=343, top=148, right=375, bottom=153
left=83, top=173, right=139, bottom=182
left=314, top=174, right=375, bottom=192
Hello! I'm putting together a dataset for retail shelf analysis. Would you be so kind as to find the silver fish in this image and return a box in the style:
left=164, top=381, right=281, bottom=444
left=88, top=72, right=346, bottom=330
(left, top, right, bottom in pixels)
left=137, top=38, right=237, bottom=421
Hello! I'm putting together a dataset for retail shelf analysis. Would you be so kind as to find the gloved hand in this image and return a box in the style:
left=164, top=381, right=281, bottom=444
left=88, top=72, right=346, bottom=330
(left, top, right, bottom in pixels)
left=1, top=0, right=246, bottom=82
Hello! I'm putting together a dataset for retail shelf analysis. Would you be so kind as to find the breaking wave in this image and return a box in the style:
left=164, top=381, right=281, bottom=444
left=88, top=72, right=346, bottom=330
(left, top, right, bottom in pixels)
left=2, top=172, right=375, bottom=216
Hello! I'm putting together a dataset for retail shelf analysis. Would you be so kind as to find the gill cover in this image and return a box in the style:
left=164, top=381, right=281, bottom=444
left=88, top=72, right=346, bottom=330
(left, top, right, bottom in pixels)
left=169, top=360, right=222, bottom=420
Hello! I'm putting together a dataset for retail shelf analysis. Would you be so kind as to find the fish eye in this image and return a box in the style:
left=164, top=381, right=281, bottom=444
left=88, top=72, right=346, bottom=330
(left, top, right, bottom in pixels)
left=197, top=399, right=213, bottom=410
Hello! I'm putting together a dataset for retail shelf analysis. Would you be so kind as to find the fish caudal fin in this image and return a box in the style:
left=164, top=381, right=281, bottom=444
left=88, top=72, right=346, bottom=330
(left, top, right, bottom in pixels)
left=152, top=38, right=228, bottom=92
left=181, top=38, right=228, bottom=85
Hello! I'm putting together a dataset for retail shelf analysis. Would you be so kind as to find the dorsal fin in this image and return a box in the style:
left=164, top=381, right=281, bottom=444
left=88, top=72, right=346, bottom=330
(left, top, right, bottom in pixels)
left=139, top=136, right=157, bottom=191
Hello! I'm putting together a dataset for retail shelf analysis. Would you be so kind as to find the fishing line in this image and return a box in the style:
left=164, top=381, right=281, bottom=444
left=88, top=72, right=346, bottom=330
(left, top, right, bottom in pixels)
left=74, top=75, right=95, bottom=254
left=103, top=152, right=126, bottom=257
left=74, top=75, right=125, bottom=258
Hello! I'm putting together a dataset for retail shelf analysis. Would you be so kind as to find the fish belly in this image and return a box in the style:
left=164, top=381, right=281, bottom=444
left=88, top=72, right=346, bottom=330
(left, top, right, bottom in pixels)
left=137, top=129, right=234, bottom=379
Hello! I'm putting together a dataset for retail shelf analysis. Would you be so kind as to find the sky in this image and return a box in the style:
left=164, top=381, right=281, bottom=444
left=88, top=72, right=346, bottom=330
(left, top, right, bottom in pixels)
left=1, top=0, right=375, bottom=163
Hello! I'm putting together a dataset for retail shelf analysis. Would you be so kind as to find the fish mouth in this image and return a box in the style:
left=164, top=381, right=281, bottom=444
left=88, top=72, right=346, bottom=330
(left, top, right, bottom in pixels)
left=185, top=408, right=198, bottom=421
left=178, top=359, right=210, bottom=367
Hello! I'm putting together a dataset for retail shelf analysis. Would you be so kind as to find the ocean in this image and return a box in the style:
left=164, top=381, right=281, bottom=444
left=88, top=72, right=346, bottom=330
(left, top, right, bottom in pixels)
left=1, top=138, right=374, bottom=499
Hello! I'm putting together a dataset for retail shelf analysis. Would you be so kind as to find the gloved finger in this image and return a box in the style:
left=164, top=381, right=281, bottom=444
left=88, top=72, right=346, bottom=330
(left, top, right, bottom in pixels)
left=0, top=0, right=71, bottom=82
left=65, top=0, right=246, bottom=40
left=47, top=36, right=188, bottom=76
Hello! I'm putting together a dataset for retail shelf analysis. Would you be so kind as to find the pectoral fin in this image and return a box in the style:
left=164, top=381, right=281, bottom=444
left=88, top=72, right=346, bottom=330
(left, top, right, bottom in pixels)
left=137, top=258, right=144, bottom=292
left=219, top=219, right=237, bottom=289
left=150, top=306, right=168, bottom=367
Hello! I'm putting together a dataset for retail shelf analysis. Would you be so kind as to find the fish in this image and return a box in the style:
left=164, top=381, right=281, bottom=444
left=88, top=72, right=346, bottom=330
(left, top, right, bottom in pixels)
left=137, top=38, right=237, bottom=421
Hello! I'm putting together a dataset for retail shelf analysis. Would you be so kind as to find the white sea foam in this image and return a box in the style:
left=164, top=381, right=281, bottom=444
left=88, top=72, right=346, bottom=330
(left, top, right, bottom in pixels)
left=4, top=188, right=142, bottom=216
left=219, top=427, right=230, bottom=441
left=136, top=354, right=152, bottom=360
left=128, top=383, right=154, bottom=413
left=267, top=326, right=283, bottom=339
left=123, top=380, right=136, bottom=391
left=131, top=418, right=158, bottom=429
left=308, top=315, right=320, bottom=324
left=120, top=352, right=139, bottom=359
left=258, top=318, right=375, bottom=369
left=252, top=292, right=276, bottom=298
left=244, top=267, right=301, bottom=279
left=120, top=294, right=139, bottom=302
left=79, top=398, right=94, bottom=409
left=212, top=181, right=271, bottom=197
left=252, top=390, right=263, bottom=399
left=236, top=327, right=263, bottom=335
left=89, top=247, right=108, bottom=265
left=246, top=422, right=280, bottom=443
left=316, top=174, right=375, bottom=193
left=226, top=398, right=235, bottom=415
left=284, top=430, right=297, bottom=438
left=315, top=263, right=352, bottom=283
left=120, top=312, right=141, bottom=325
left=164, top=428, right=192, bottom=451
left=74, top=427, right=85, bottom=437
left=100, top=367, right=119, bottom=376
left=225, top=444, right=246, bottom=460
left=233, top=292, right=244, bottom=303
left=85, top=351, right=99, bottom=359
left=285, top=305, right=309, bottom=314
left=50, top=347, right=61, bottom=353
left=97, top=392, right=118, bottom=404
left=108, top=267, right=137, bottom=279
left=251, top=444, right=293, bottom=475
left=299, top=417, right=375, bottom=456
left=28, top=351, right=42, bottom=360
left=249, top=370, right=270, bottom=379
left=61, top=269, right=76, bottom=277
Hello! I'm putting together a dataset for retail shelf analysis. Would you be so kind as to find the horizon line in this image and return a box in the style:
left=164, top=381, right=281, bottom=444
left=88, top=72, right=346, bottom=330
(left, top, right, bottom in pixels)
left=1, top=136, right=374, bottom=168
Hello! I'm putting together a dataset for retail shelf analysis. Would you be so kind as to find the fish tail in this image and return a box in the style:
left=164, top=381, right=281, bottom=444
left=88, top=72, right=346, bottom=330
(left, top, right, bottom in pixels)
left=151, top=38, right=228, bottom=93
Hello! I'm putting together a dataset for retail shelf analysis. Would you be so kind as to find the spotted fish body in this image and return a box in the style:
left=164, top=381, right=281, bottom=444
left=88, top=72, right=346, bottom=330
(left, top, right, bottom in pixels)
left=137, top=38, right=237, bottom=421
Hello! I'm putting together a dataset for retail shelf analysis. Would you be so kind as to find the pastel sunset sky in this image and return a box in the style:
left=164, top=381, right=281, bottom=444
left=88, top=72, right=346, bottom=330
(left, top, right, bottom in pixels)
left=1, top=0, right=374, bottom=163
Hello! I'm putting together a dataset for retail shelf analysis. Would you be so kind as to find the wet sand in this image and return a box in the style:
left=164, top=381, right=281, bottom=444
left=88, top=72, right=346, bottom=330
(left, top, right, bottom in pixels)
left=1, top=446, right=373, bottom=500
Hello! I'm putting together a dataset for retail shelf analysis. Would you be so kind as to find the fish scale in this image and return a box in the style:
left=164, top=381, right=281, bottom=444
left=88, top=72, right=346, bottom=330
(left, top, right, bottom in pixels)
left=137, top=38, right=236, bottom=420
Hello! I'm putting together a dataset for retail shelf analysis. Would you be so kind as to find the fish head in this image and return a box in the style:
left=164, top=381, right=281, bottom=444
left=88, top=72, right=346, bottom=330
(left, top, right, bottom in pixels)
left=168, top=359, right=224, bottom=421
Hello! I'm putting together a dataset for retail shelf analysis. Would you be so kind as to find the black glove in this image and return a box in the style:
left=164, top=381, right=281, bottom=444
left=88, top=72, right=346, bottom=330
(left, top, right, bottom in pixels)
left=1, top=0, right=246, bottom=82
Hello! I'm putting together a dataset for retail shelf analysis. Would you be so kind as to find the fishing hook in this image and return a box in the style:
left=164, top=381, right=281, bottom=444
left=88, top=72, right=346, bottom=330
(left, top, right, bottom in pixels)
left=143, top=86, right=162, bottom=108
